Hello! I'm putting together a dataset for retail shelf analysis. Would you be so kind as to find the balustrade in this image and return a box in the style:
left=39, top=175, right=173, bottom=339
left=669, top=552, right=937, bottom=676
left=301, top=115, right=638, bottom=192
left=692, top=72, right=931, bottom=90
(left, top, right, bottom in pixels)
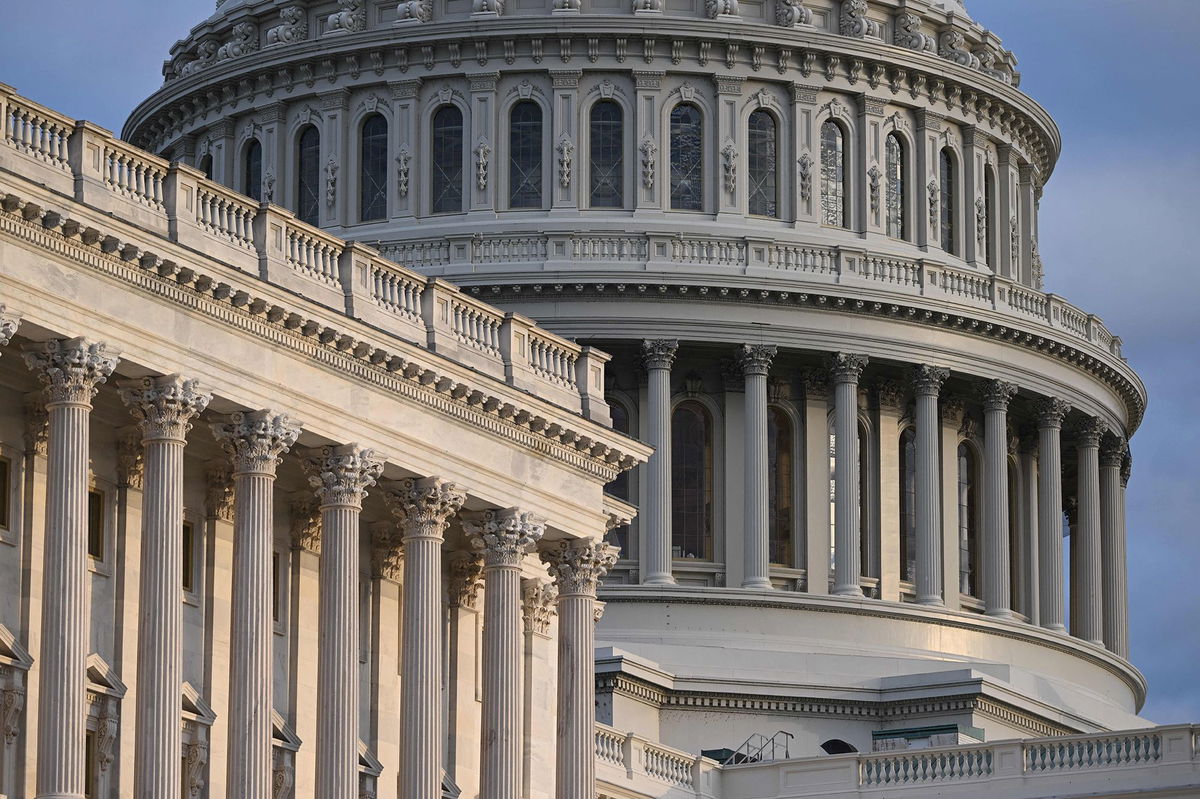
left=528, top=331, right=578, bottom=388
left=102, top=141, right=169, bottom=210
left=196, top=183, right=256, bottom=251
left=370, top=261, right=424, bottom=322
left=450, top=297, right=503, bottom=356
left=3, top=97, right=71, bottom=169
left=861, top=746, right=993, bottom=785
left=1025, top=732, right=1160, bottom=772
left=285, top=223, right=343, bottom=285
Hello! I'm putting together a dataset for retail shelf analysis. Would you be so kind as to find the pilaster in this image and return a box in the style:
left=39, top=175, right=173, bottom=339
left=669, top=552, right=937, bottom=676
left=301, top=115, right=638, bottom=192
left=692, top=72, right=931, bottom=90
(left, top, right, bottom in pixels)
left=801, top=368, right=830, bottom=594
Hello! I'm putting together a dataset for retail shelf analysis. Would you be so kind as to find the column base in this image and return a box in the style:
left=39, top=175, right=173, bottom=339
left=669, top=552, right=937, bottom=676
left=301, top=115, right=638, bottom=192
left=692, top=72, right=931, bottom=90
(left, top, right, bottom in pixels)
left=985, top=608, right=1015, bottom=620
left=1041, top=622, right=1067, bottom=633
left=642, top=574, right=677, bottom=587
left=916, top=595, right=944, bottom=606
left=832, top=586, right=864, bottom=598
left=741, top=578, right=773, bottom=590
left=37, top=793, right=86, bottom=799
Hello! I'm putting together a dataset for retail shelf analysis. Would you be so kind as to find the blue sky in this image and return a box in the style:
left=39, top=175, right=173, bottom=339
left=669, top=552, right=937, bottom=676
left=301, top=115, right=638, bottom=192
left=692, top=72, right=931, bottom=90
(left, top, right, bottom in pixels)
left=2, top=0, right=1197, bottom=724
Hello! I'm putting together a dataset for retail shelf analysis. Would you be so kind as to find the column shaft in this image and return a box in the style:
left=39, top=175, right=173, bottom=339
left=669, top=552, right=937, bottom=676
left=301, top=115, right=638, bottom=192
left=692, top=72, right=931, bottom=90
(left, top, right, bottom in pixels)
left=1037, top=400, right=1068, bottom=631
left=317, top=504, right=360, bottom=799
left=982, top=381, right=1016, bottom=618
left=1100, top=444, right=1128, bottom=657
left=914, top=367, right=948, bottom=605
left=482, top=565, right=522, bottom=799
left=1074, top=421, right=1105, bottom=645
left=740, top=345, right=776, bottom=589
left=642, top=341, right=678, bottom=586
left=831, top=354, right=867, bottom=597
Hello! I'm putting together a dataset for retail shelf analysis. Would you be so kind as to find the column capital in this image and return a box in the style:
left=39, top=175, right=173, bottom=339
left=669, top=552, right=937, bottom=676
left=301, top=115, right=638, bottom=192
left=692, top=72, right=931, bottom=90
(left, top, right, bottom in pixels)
left=463, top=508, right=546, bottom=568
left=1036, top=397, right=1072, bottom=429
left=23, top=337, right=118, bottom=407
left=119, top=375, right=212, bottom=442
left=384, top=476, right=466, bottom=541
left=447, top=550, right=484, bottom=609
left=370, top=521, right=405, bottom=581
left=1074, top=417, right=1108, bottom=449
left=301, top=444, right=384, bottom=509
left=541, top=539, right=620, bottom=597
left=912, top=365, right=950, bottom=397
left=979, top=379, right=1018, bottom=412
left=205, top=462, right=235, bottom=522
left=641, top=339, right=679, bottom=371
left=521, top=578, right=558, bottom=636
left=800, top=367, right=830, bottom=400
left=0, top=305, right=19, bottom=349
left=828, top=352, right=869, bottom=384
left=875, top=379, right=906, bottom=410
left=940, top=395, right=966, bottom=425
left=736, top=344, right=777, bottom=378
left=212, top=410, right=302, bottom=476
left=1120, top=451, right=1133, bottom=488
left=1100, top=433, right=1128, bottom=469
left=117, top=426, right=145, bottom=489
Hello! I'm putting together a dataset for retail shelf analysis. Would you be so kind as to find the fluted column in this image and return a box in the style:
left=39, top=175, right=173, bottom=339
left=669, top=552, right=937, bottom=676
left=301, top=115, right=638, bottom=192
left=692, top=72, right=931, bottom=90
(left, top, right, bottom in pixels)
left=303, top=445, right=385, bottom=799
left=541, top=539, right=619, bottom=799
left=981, top=380, right=1017, bottom=618
left=211, top=411, right=301, bottom=799
left=1100, top=435, right=1129, bottom=658
left=831, top=353, right=868, bottom=597
left=641, top=340, right=678, bottom=586
left=1036, top=398, right=1069, bottom=631
left=120, top=376, right=211, bottom=799
left=386, top=477, right=466, bottom=799
left=739, top=344, right=777, bottom=590
left=23, top=338, right=118, bottom=799
left=1073, top=418, right=1105, bottom=646
left=913, top=366, right=949, bottom=605
left=464, top=510, right=546, bottom=799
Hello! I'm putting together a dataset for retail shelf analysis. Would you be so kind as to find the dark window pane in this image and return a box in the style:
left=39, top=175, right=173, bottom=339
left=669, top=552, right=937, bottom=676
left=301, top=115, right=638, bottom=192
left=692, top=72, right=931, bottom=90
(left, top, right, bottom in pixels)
left=198, top=154, right=214, bottom=181
left=958, top=443, right=979, bottom=597
left=0, top=458, right=9, bottom=530
left=432, top=105, right=464, bottom=214
left=508, top=101, right=543, bottom=209
left=182, top=523, right=195, bottom=593
left=670, top=104, right=703, bottom=211
left=748, top=111, right=778, bottom=218
left=984, top=166, right=996, bottom=264
left=244, top=139, right=262, bottom=202
left=671, top=401, right=713, bottom=560
left=885, top=134, right=905, bottom=239
left=940, top=148, right=956, bottom=254
left=768, top=407, right=793, bottom=566
left=360, top=114, right=389, bottom=221
left=900, top=428, right=916, bottom=581
left=273, top=551, right=281, bottom=623
left=589, top=101, right=624, bottom=208
left=88, top=490, right=104, bottom=560
left=820, top=122, right=846, bottom=227
left=605, top=399, right=631, bottom=557
left=297, top=125, right=321, bottom=225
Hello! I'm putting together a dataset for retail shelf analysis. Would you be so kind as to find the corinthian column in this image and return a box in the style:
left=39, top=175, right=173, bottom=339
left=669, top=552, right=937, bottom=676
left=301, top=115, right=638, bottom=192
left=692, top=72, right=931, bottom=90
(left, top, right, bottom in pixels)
left=1100, top=434, right=1129, bottom=658
left=302, top=445, right=385, bottom=799
left=738, top=344, right=777, bottom=589
left=464, top=509, right=546, bottom=799
left=22, top=338, right=118, bottom=799
left=211, top=411, right=302, bottom=799
left=1036, top=398, right=1069, bottom=632
left=830, top=353, right=868, bottom=597
left=641, top=340, right=678, bottom=586
left=913, top=366, right=949, bottom=605
left=1073, top=418, right=1106, bottom=646
left=981, top=380, right=1017, bottom=618
left=120, top=376, right=211, bottom=799
left=385, top=477, right=466, bottom=799
left=541, top=539, right=619, bottom=799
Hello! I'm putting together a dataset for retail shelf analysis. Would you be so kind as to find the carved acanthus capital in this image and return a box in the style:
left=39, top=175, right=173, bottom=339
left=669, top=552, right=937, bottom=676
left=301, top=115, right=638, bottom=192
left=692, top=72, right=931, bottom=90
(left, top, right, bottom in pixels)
left=290, top=494, right=322, bottom=553
left=93, top=694, right=119, bottom=773
left=370, top=521, right=405, bottom=581
left=463, top=508, right=546, bottom=568
left=301, top=444, right=384, bottom=509
left=828, top=352, right=869, bottom=385
left=736, top=344, right=777, bottom=378
left=521, top=578, right=558, bottom=635
left=800, top=368, right=830, bottom=400
left=1100, top=433, right=1129, bottom=469
left=594, top=600, right=607, bottom=623
left=641, top=339, right=679, bottom=371
left=1074, top=417, right=1108, bottom=449
left=206, top=461, right=235, bottom=522
left=1035, top=397, right=1072, bottom=429
left=0, top=306, right=19, bottom=350
left=447, top=550, right=484, bottom=609
left=541, top=539, right=620, bottom=597
left=940, top=396, right=966, bottom=426
left=979, top=380, right=1018, bottom=412
left=119, top=375, right=211, bottom=442
left=912, top=365, right=950, bottom=397
left=22, top=393, right=47, bottom=456
left=1121, top=451, right=1133, bottom=488
left=23, top=338, right=118, bottom=407
left=875, top=379, right=906, bottom=410
left=385, top=476, right=466, bottom=541
left=116, top=427, right=144, bottom=489
left=272, top=749, right=295, bottom=799
left=211, top=410, right=301, bottom=476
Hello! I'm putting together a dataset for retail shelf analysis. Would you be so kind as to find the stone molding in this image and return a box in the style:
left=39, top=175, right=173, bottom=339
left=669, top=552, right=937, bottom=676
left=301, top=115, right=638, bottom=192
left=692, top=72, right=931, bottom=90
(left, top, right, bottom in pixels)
left=640, top=339, right=679, bottom=371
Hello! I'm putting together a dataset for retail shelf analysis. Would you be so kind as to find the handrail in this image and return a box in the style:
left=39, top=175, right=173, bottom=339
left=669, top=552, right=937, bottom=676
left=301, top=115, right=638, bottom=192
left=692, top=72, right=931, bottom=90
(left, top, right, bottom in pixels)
left=723, top=730, right=794, bottom=765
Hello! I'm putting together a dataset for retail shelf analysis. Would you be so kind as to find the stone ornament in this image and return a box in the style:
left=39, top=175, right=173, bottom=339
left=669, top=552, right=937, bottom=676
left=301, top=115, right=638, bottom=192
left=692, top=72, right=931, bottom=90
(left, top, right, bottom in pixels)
left=463, top=508, right=546, bottom=567
left=912, top=365, right=950, bottom=396
left=396, top=148, right=412, bottom=197
left=736, top=344, right=776, bottom=377
left=301, top=444, right=384, bottom=508
left=828, top=352, right=869, bottom=383
left=894, top=12, right=935, bottom=52
left=205, top=462, right=235, bottom=522
left=116, top=427, right=145, bottom=489
left=556, top=133, right=574, bottom=188
left=290, top=493, right=322, bottom=552
left=473, top=0, right=506, bottom=14
left=639, top=134, right=657, bottom=190
left=211, top=410, right=302, bottom=476
left=266, top=7, right=308, bottom=46
left=798, top=154, right=814, bottom=202
left=939, top=30, right=980, bottom=69
left=975, top=197, right=987, bottom=245
left=119, top=375, right=212, bottom=442
left=474, top=137, right=492, bottom=190
left=927, top=181, right=940, bottom=232
left=216, top=22, right=259, bottom=62
left=868, top=165, right=882, bottom=214
left=447, top=550, right=484, bottom=609
left=521, top=578, right=558, bottom=634
left=633, top=0, right=663, bottom=11
left=23, top=338, right=119, bottom=407
left=183, top=741, right=209, bottom=797
left=980, top=379, right=1018, bottom=411
left=775, top=0, right=812, bottom=28
left=0, top=305, right=19, bottom=349
left=1075, top=416, right=1109, bottom=448
left=397, top=0, right=433, bottom=23
left=324, top=159, right=338, bottom=208
left=1100, top=433, right=1128, bottom=469
left=542, top=539, right=620, bottom=596
left=721, top=140, right=738, bottom=195
left=385, top=476, right=466, bottom=539
left=705, top=0, right=739, bottom=18
left=875, top=379, right=906, bottom=410
left=23, top=393, right=48, bottom=456
left=641, top=339, right=679, bottom=371
left=326, top=0, right=366, bottom=34
left=840, top=0, right=881, bottom=39
left=0, top=671, right=23, bottom=747
left=371, top=522, right=405, bottom=581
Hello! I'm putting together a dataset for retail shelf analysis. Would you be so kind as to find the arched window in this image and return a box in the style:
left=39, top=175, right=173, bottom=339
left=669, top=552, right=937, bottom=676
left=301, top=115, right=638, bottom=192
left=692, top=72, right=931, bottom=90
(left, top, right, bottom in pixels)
left=958, top=443, right=980, bottom=597
left=820, top=121, right=847, bottom=227
left=820, top=739, right=859, bottom=755
left=828, top=417, right=876, bottom=580
left=360, top=114, right=388, bottom=222
left=669, top=104, right=703, bottom=211
left=885, top=133, right=905, bottom=239
left=747, top=110, right=778, bottom=218
left=768, top=407, right=793, bottom=566
left=984, top=165, right=997, bottom=265
left=940, top=147, right=956, bottom=254
left=508, top=101, right=543, bottom=209
left=1008, top=459, right=1022, bottom=615
left=671, top=400, right=713, bottom=560
left=197, top=153, right=214, bottom=181
left=431, top=105, right=465, bottom=214
left=605, top=399, right=632, bottom=558
left=589, top=101, right=624, bottom=208
left=899, top=428, right=916, bottom=582
left=296, top=125, right=321, bottom=226
left=244, top=139, right=262, bottom=202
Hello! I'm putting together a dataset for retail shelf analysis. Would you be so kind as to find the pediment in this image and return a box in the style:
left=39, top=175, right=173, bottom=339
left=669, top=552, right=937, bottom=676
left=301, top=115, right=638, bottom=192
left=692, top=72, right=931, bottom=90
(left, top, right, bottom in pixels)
left=271, top=708, right=302, bottom=751
left=182, top=681, right=217, bottom=725
left=86, top=653, right=127, bottom=697
left=0, top=624, right=33, bottom=670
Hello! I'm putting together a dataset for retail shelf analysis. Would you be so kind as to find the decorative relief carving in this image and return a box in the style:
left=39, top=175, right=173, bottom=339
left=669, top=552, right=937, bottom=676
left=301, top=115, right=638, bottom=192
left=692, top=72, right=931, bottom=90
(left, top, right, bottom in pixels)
left=473, top=0, right=506, bottom=14
left=116, top=427, right=145, bottom=490
left=639, top=135, right=657, bottom=190
left=721, top=140, right=738, bottom=195
left=775, top=0, right=812, bottom=27
left=267, top=7, right=308, bottom=46
left=326, top=0, right=366, bottom=34
left=521, top=578, right=557, bottom=634
left=798, top=153, right=814, bottom=202
left=371, top=522, right=405, bottom=581
left=385, top=476, right=466, bottom=541
left=875, top=379, right=906, bottom=410
left=1, top=667, right=24, bottom=746
left=23, top=338, right=118, bottom=407
left=0, top=305, right=18, bottom=349
left=641, top=339, right=678, bottom=370
left=1075, top=416, right=1108, bottom=448
left=927, top=181, right=940, bottom=231
left=632, top=0, right=662, bottom=11
left=556, top=133, right=574, bottom=189
left=463, top=508, right=546, bottom=568
left=272, top=748, right=295, bottom=799
left=1031, top=237, right=1044, bottom=290
left=938, top=30, right=980, bottom=69
left=119, top=375, right=212, bottom=442
left=211, top=410, right=301, bottom=476
left=94, top=695, right=119, bottom=773
left=894, top=12, right=935, bottom=51
left=183, top=741, right=208, bottom=797
left=541, top=539, right=619, bottom=596
left=23, top=393, right=47, bottom=456
left=447, top=551, right=484, bottom=609
left=840, top=0, right=881, bottom=39
left=736, top=344, right=776, bottom=377
left=474, top=137, right=492, bottom=191
left=868, top=165, right=881, bottom=215
left=206, top=462, right=235, bottom=522
left=290, top=494, right=322, bottom=553
left=301, top=444, right=384, bottom=509
left=396, top=148, right=411, bottom=198
left=397, top=0, right=433, bottom=23
left=828, top=352, right=869, bottom=383
left=975, top=197, right=987, bottom=245
left=1010, top=215, right=1020, bottom=268
left=1035, top=397, right=1071, bottom=429
left=705, top=0, right=739, bottom=18
left=217, top=22, right=259, bottom=62
left=980, top=379, right=1018, bottom=412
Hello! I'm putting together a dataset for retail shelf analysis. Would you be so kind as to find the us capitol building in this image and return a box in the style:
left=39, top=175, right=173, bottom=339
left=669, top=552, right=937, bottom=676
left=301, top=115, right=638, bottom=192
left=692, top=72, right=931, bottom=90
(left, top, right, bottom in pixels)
left=0, top=0, right=1196, bottom=796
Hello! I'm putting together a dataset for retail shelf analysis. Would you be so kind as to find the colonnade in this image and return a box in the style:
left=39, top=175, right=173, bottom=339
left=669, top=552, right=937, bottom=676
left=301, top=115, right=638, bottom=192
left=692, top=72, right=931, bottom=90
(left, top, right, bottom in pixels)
left=5, top=330, right=617, bottom=799
left=636, top=339, right=1132, bottom=659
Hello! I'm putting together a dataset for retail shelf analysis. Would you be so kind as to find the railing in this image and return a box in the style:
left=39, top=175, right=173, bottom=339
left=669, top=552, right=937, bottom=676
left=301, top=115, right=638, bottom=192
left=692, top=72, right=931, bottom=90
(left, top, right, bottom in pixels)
left=196, top=182, right=256, bottom=251
left=863, top=254, right=922, bottom=288
left=102, top=140, right=169, bottom=210
left=672, top=235, right=746, bottom=267
left=1024, top=731, right=1160, bottom=772
left=285, top=222, right=343, bottom=286
left=939, top=264, right=993, bottom=303
left=474, top=235, right=546, bottom=264
left=4, top=98, right=72, bottom=170
left=450, top=295, right=504, bottom=356
left=643, top=744, right=695, bottom=788
left=573, top=235, right=648, bottom=261
left=724, top=731, right=794, bottom=765
left=528, top=330, right=578, bottom=389
left=767, top=243, right=837, bottom=274
left=595, top=727, right=625, bottom=767
left=861, top=745, right=994, bottom=785
left=370, top=260, right=423, bottom=323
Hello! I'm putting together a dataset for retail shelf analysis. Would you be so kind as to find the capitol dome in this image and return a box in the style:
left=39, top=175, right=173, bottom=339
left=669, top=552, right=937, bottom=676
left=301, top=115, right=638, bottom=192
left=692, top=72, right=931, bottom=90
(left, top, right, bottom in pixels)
left=121, top=0, right=1148, bottom=780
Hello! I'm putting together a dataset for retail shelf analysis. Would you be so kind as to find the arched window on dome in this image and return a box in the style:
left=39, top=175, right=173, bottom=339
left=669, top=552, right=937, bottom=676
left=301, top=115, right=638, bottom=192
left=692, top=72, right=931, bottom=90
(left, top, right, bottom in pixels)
left=768, top=406, right=794, bottom=566
left=885, top=133, right=906, bottom=239
left=940, top=147, right=957, bottom=254
left=508, top=101, right=544, bottom=209
left=669, top=104, right=704, bottom=211
left=747, top=110, right=779, bottom=218
left=431, top=105, right=465, bottom=215
left=899, top=427, right=917, bottom=582
left=197, top=153, right=214, bottom=181
left=243, top=138, right=263, bottom=203
left=605, top=398, right=633, bottom=558
left=359, top=114, right=388, bottom=222
left=828, top=416, right=878, bottom=584
left=958, top=442, right=981, bottom=598
left=589, top=100, right=624, bottom=208
left=984, top=165, right=997, bottom=265
left=672, top=400, right=713, bottom=561
left=1008, top=457, right=1022, bottom=615
left=296, top=125, right=321, bottom=226
left=820, top=121, right=847, bottom=228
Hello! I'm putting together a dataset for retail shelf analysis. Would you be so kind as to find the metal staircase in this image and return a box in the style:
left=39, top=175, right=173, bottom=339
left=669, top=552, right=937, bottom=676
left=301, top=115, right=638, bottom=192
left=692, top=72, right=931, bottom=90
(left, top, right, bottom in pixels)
left=720, top=731, right=795, bottom=765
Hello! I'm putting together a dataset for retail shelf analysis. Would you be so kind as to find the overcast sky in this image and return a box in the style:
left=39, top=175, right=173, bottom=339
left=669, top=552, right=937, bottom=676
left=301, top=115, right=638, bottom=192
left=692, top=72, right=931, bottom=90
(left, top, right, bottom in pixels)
left=1, top=0, right=1196, bottom=724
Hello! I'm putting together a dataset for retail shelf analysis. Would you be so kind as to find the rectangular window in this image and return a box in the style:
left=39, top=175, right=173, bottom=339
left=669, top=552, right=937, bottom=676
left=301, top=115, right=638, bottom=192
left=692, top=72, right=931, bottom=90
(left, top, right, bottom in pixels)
left=87, top=490, right=104, bottom=561
left=0, top=457, right=10, bottom=530
left=182, top=522, right=195, bottom=594
left=272, top=551, right=281, bottom=624
left=85, top=730, right=96, bottom=798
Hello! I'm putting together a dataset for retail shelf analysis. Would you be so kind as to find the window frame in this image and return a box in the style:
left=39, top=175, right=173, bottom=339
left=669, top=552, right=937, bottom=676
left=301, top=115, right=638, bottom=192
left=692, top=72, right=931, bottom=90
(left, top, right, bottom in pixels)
left=957, top=440, right=983, bottom=600
left=604, top=394, right=636, bottom=560
left=429, top=103, right=468, bottom=216
left=668, top=102, right=706, bottom=213
left=0, top=444, right=22, bottom=547
left=939, top=146, right=959, bottom=255
left=87, top=479, right=116, bottom=577
left=182, top=516, right=202, bottom=606
left=767, top=403, right=801, bottom=569
left=884, top=132, right=907, bottom=240
left=358, top=113, right=390, bottom=223
left=670, top=397, right=719, bottom=563
left=505, top=99, right=546, bottom=211
left=586, top=98, right=628, bottom=210
left=295, top=124, right=322, bottom=226
left=747, top=108, right=781, bottom=219
left=819, top=119, right=850, bottom=229
left=242, top=137, right=263, bottom=203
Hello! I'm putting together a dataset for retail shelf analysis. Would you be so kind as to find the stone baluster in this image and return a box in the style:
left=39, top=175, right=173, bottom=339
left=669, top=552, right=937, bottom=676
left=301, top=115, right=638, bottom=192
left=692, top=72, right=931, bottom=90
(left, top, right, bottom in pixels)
left=641, top=340, right=678, bottom=586
left=464, top=509, right=546, bottom=799
left=738, top=344, right=777, bottom=590
left=120, top=376, right=211, bottom=799
left=1073, top=418, right=1106, bottom=646
left=831, top=353, right=868, bottom=597
left=981, top=380, right=1017, bottom=618
left=211, top=411, right=301, bottom=799
left=541, top=538, right=618, bottom=799
left=22, top=338, right=118, bottom=799
left=386, top=477, right=466, bottom=799
left=302, top=445, right=384, bottom=799
left=913, top=366, right=950, bottom=605
left=1035, top=398, right=1069, bottom=631
left=1100, top=434, right=1129, bottom=658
